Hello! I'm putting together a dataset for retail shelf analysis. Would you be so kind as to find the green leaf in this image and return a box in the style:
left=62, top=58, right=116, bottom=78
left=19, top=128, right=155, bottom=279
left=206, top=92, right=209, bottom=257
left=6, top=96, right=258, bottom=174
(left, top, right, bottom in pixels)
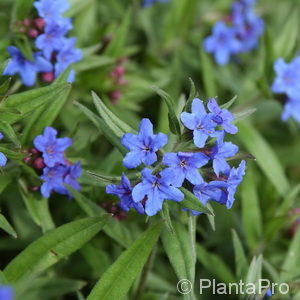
left=232, top=229, right=248, bottom=280
left=0, top=78, right=11, bottom=95
left=0, top=147, right=24, bottom=160
left=74, top=101, right=127, bottom=155
left=152, top=86, right=181, bottom=136
left=179, top=187, right=214, bottom=215
left=241, top=166, right=262, bottom=249
left=275, top=10, right=299, bottom=59
left=19, top=183, right=55, bottom=233
left=160, top=202, right=174, bottom=234
left=196, top=244, right=236, bottom=284
left=221, top=95, right=237, bottom=109
left=4, top=216, right=109, bottom=282
left=161, top=221, right=195, bottom=300
left=275, top=184, right=300, bottom=217
left=86, top=222, right=162, bottom=300
left=12, top=0, right=34, bottom=21
left=280, top=228, right=300, bottom=282
left=0, top=120, right=20, bottom=147
left=200, top=47, right=217, bottom=97
left=233, top=108, right=256, bottom=123
left=75, top=56, right=114, bottom=72
left=21, top=83, right=71, bottom=144
left=0, top=214, right=17, bottom=238
left=238, top=122, right=290, bottom=196
left=0, top=83, right=70, bottom=125
left=92, top=91, right=135, bottom=137
left=184, top=78, right=198, bottom=112
left=68, top=187, right=133, bottom=248
left=245, top=255, right=263, bottom=288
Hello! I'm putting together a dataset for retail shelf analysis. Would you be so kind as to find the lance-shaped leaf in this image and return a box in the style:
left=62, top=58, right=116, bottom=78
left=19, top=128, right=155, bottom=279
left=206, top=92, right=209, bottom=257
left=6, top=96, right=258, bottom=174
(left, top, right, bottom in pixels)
left=68, top=187, right=133, bottom=248
left=232, top=229, right=248, bottom=280
left=86, top=222, right=162, bottom=300
left=161, top=221, right=196, bottom=300
left=0, top=83, right=70, bottom=125
left=0, top=147, right=24, bottom=161
left=152, top=86, right=181, bottom=136
left=3, top=216, right=109, bottom=282
left=0, top=214, right=17, bottom=238
left=238, top=122, right=290, bottom=197
left=74, top=101, right=127, bottom=155
left=11, top=0, right=34, bottom=21
left=21, top=83, right=71, bottom=144
left=0, top=121, right=20, bottom=147
left=179, top=187, right=214, bottom=215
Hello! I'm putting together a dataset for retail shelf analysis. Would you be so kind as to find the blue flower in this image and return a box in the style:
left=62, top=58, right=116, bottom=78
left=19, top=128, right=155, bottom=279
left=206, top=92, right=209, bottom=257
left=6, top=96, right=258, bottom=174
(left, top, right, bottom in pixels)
left=143, top=0, right=169, bottom=7
left=194, top=160, right=246, bottom=209
left=35, top=19, right=72, bottom=59
left=0, top=286, right=13, bottom=300
left=40, top=162, right=81, bottom=198
left=3, top=46, right=52, bottom=86
left=34, top=0, right=70, bottom=22
left=132, top=168, right=184, bottom=216
left=0, top=132, right=7, bottom=167
left=206, top=132, right=239, bottom=176
left=33, top=127, right=72, bottom=167
left=162, top=152, right=209, bottom=187
left=207, top=98, right=238, bottom=134
left=203, top=21, right=241, bottom=65
left=263, top=289, right=272, bottom=299
left=282, top=98, right=300, bottom=123
left=271, top=57, right=300, bottom=99
left=54, top=38, right=82, bottom=77
left=106, top=173, right=145, bottom=214
left=121, top=118, right=168, bottom=169
left=181, top=98, right=216, bottom=148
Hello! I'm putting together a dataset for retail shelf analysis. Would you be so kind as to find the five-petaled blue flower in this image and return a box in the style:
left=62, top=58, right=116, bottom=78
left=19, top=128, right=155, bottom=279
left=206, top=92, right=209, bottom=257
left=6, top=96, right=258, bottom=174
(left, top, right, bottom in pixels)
left=132, top=168, right=184, bottom=216
left=0, top=132, right=7, bottom=167
left=40, top=161, right=81, bottom=198
left=205, top=132, right=239, bottom=176
left=162, top=152, right=209, bottom=187
left=271, top=57, right=300, bottom=99
left=34, top=0, right=70, bottom=22
left=3, top=46, right=52, bottom=86
left=106, top=173, right=145, bottom=214
left=34, top=127, right=72, bottom=167
left=194, top=160, right=246, bottom=209
left=121, top=118, right=168, bottom=169
left=207, top=98, right=238, bottom=134
left=55, top=38, right=82, bottom=77
left=35, top=18, right=72, bottom=59
left=0, top=286, right=13, bottom=300
left=203, top=21, right=241, bottom=65
left=181, top=98, right=216, bottom=148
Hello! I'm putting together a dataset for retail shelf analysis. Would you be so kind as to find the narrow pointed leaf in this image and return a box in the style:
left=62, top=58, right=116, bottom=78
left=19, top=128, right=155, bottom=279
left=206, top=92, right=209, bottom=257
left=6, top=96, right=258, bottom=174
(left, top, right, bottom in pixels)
left=0, top=214, right=17, bottom=238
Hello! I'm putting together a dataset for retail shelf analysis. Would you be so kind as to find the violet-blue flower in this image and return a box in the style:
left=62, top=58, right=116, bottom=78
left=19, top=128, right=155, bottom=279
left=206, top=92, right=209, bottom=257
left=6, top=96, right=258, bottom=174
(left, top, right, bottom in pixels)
left=121, top=118, right=168, bottom=169
left=3, top=46, right=52, bottom=86
left=132, top=168, right=184, bottom=216
left=106, top=173, right=145, bottom=214
left=143, top=0, right=169, bottom=7
left=35, top=19, right=72, bottom=59
left=194, top=160, right=246, bottom=209
left=203, top=21, right=241, bottom=65
left=33, top=127, right=72, bottom=167
left=0, top=132, right=7, bottom=167
left=207, top=98, right=238, bottom=134
left=271, top=57, right=300, bottom=99
left=181, top=98, right=216, bottom=148
left=40, top=162, right=81, bottom=198
left=54, top=38, right=82, bottom=77
left=206, top=132, right=239, bottom=176
left=0, top=286, right=13, bottom=300
left=34, top=0, right=70, bottom=22
left=162, top=152, right=209, bottom=187
left=281, top=98, right=300, bottom=123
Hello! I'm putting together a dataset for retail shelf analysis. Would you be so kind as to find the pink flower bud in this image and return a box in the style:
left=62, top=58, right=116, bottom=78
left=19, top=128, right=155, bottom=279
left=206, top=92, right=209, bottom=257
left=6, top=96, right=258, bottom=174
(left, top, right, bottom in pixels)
left=41, top=72, right=55, bottom=83
left=33, top=157, right=45, bottom=169
left=34, top=18, right=45, bottom=30
left=28, top=29, right=39, bottom=39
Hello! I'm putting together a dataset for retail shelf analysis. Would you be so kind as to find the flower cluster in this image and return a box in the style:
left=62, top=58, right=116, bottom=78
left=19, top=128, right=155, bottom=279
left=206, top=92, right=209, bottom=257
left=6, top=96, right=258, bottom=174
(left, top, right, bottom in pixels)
left=106, top=98, right=246, bottom=217
left=24, top=127, right=81, bottom=198
left=3, top=0, right=81, bottom=86
left=271, top=57, right=300, bottom=123
left=0, top=132, right=8, bottom=167
left=0, top=286, right=13, bottom=300
left=204, top=0, right=263, bottom=65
